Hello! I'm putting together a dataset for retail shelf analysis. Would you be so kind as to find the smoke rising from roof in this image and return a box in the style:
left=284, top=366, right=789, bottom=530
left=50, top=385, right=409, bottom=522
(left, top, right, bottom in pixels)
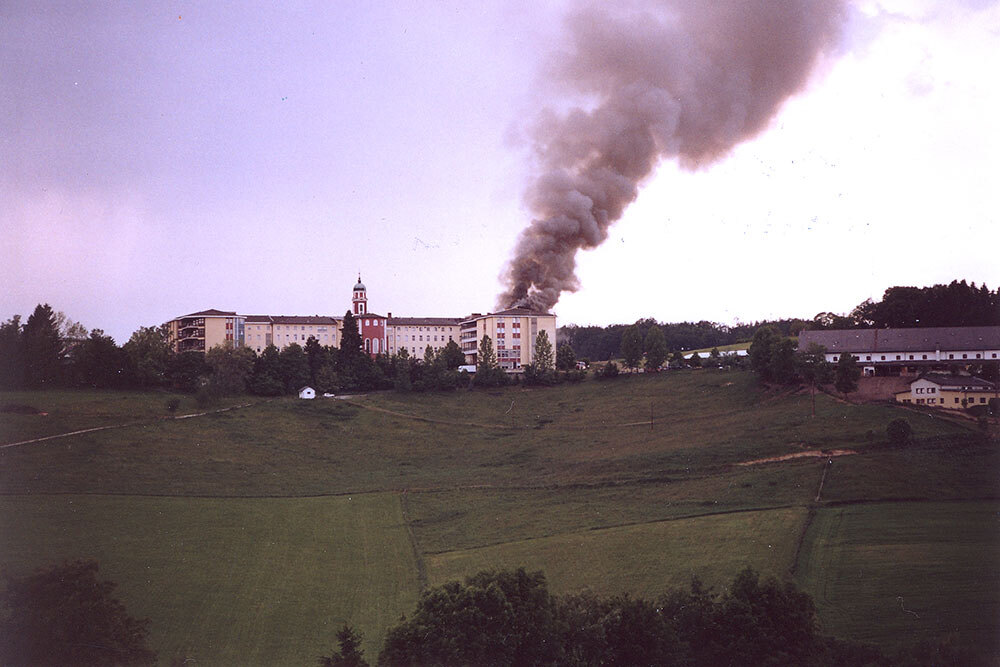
left=498, top=0, right=847, bottom=311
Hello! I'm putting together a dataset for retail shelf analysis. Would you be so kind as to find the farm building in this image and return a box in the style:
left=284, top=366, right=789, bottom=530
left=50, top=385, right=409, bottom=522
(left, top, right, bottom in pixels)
left=894, top=373, right=997, bottom=408
left=298, top=386, right=316, bottom=400
left=797, top=326, right=1000, bottom=377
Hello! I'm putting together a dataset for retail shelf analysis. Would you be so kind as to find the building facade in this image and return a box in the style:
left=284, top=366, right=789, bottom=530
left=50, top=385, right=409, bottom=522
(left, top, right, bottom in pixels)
left=460, top=308, right=558, bottom=370
left=166, top=278, right=557, bottom=370
left=797, top=326, right=1000, bottom=376
left=894, top=373, right=997, bottom=408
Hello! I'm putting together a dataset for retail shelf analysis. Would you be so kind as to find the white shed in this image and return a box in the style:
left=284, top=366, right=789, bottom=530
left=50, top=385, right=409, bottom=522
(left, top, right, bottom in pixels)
left=298, top=386, right=316, bottom=399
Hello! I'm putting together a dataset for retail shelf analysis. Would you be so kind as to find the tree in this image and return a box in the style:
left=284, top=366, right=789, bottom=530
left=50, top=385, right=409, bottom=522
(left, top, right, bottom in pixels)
left=749, top=326, right=779, bottom=380
left=621, top=325, right=642, bottom=371
left=440, top=339, right=466, bottom=370
left=304, top=336, right=326, bottom=386
left=768, top=338, right=798, bottom=384
left=887, top=418, right=912, bottom=445
left=319, top=624, right=369, bottom=667
left=0, top=560, right=156, bottom=666
left=598, top=361, right=620, bottom=380
left=474, top=334, right=502, bottom=387
left=249, top=345, right=283, bottom=395
left=278, top=343, right=311, bottom=393
left=0, top=315, right=25, bottom=389
left=796, top=343, right=832, bottom=416
left=123, top=325, right=172, bottom=389
left=556, top=343, right=576, bottom=371
left=205, top=342, right=255, bottom=395
left=340, top=311, right=363, bottom=357
left=644, top=326, right=667, bottom=371
left=393, top=348, right=412, bottom=392
left=379, top=569, right=561, bottom=666
left=834, top=353, right=861, bottom=395
left=533, top=330, right=554, bottom=372
left=70, top=329, right=128, bottom=389
left=22, top=304, right=64, bottom=388
left=168, top=351, right=208, bottom=393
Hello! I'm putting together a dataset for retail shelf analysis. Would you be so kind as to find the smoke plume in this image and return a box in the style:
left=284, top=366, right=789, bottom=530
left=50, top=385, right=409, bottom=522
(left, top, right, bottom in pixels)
left=498, top=0, right=846, bottom=311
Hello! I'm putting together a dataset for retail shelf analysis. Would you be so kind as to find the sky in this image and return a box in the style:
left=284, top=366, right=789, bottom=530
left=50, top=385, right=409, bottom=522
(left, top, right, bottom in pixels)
left=2, top=0, right=998, bottom=343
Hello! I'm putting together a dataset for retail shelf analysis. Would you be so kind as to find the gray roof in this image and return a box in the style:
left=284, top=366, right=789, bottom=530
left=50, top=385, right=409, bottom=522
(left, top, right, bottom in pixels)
left=245, top=315, right=341, bottom=324
left=461, top=307, right=555, bottom=323
left=798, top=326, right=1000, bottom=353
left=388, top=317, right=463, bottom=326
left=913, top=373, right=996, bottom=390
left=179, top=309, right=237, bottom=318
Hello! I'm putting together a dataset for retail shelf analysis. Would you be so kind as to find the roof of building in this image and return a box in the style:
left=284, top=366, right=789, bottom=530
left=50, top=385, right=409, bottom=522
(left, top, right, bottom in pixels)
left=354, top=274, right=366, bottom=291
left=461, top=307, right=555, bottom=323
left=911, top=373, right=997, bottom=390
left=798, top=326, right=1000, bottom=353
left=245, top=315, right=341, bottom=325
left=388, top=317, right=463, bottom=326
left=178, top=309, right=238, bottom=318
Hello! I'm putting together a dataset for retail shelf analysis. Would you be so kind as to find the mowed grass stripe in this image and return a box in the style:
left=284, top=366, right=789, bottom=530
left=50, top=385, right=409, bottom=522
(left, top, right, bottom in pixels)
left=0, top=494, right=421, bottom=666
left=426, top=507, right=807, bottom=600
left=795, top=501, right=1000, bottom=650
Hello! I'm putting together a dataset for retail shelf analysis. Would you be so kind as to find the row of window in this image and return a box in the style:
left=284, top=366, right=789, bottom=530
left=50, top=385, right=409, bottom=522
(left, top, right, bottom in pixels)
left=835, top=352, right=997, bottom=362
left=905, top=396, right=990, bottom=405
left=914, top=387, right=936, bottom=394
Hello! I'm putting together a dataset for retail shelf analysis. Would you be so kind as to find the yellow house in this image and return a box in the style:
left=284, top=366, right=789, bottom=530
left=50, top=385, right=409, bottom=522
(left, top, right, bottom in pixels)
left=894, top=373, right=997, bottom=409
left=167, top=309, right=244, bottom=353
left=460, top=307, right=557, bottom=371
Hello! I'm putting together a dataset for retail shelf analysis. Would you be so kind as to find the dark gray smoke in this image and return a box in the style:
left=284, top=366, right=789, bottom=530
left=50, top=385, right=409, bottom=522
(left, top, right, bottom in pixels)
left=498, top=0, right=846, bottom=311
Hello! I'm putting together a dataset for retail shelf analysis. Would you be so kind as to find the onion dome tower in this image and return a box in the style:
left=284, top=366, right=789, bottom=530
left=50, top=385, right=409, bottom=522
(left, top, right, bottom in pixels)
left=352, top=274, right=367, bottom=315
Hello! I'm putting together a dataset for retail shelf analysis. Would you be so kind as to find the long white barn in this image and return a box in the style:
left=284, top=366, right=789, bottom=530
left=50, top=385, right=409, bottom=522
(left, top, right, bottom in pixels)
left=797, top=326, right=1000, bottom=376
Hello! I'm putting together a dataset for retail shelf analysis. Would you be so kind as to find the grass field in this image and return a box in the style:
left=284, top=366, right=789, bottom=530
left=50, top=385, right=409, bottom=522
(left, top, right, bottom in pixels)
left=427, top=507, right=808, bottom=599
left=795, top=501, right=1000, bottom=653
left=1, top=370, right=997, bottom=663
left=0, top=493, right=420, bottom=664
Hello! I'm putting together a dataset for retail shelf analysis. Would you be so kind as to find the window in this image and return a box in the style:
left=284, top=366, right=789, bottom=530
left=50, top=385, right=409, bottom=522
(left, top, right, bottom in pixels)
left=922, top=354, right=927, bottom=360
left=880, top=356, right=886, bottom=360
left=916, top=387, right=923, bottom=394
left=962, top=354, right=968, bottom=359
left=981, top=397, right=987, bottom=404
left=866, top=356, right=871, bottom=361
left=975, top=354, right=981, bottom=359
left=916, top=399, right=925, bottom=404
left=832, top=356, right=838, bottom=362
left=909, top=355, right=914, bottom=360
left=949, top=354, right=954, bottom=359
left=955, top=397, right=960, bottom=404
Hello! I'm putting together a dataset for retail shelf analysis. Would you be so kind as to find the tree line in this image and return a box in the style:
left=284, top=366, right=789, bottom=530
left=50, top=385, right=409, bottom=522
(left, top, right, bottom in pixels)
left=5, top=562, right=982, bottom=667
left=559, top=279, right=1000, bottom=362
left=0, top=305, right=570, bottom=397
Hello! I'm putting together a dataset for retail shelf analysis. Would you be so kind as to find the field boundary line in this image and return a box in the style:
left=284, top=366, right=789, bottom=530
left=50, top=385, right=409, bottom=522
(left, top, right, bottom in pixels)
left=0, top=401, right=264, bottom=449
left=344, top=397, right=759, bottom=432
left=399, top=491, right=429, bottom=590
left=423, top=503, right=804, bottom=556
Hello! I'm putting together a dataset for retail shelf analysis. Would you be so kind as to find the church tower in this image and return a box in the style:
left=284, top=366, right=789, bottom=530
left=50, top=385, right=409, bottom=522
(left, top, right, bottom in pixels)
left=352, top=274, right=367, bottom=315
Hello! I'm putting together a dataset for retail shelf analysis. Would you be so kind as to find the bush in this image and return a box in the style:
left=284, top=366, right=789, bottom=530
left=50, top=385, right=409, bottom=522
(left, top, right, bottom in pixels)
left=0, top=560, right=157, bottom=666
left=886, top=418, right=912, bottom=445
left=598, top=362, right=620, bottom=380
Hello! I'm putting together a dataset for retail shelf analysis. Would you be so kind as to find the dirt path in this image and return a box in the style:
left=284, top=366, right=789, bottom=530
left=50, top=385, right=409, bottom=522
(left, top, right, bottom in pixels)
left=737, top=449, right=856, bottom=466
left=0, top=401, right=260, bottom=450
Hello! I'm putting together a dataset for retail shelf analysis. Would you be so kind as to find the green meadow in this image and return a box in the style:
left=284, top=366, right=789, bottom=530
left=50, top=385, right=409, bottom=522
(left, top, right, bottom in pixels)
left=2, top=369, right=997, bottom=663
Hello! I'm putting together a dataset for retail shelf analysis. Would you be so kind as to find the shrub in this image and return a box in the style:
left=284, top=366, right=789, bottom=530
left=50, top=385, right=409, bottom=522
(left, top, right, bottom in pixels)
left=886, top=418, right=912, bottom=445
left=598, top=362, right=620, bottom=380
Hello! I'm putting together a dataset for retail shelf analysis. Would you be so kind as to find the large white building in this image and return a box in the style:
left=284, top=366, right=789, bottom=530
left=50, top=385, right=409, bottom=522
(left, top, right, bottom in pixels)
left=797, top=326, right=1000, bottom=376
left=167, top=277, right=557, bottom=371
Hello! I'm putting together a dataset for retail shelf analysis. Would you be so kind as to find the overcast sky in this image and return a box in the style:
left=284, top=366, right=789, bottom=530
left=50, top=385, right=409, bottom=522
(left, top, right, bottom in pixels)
left=3, top=0, right=998, bottom=343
